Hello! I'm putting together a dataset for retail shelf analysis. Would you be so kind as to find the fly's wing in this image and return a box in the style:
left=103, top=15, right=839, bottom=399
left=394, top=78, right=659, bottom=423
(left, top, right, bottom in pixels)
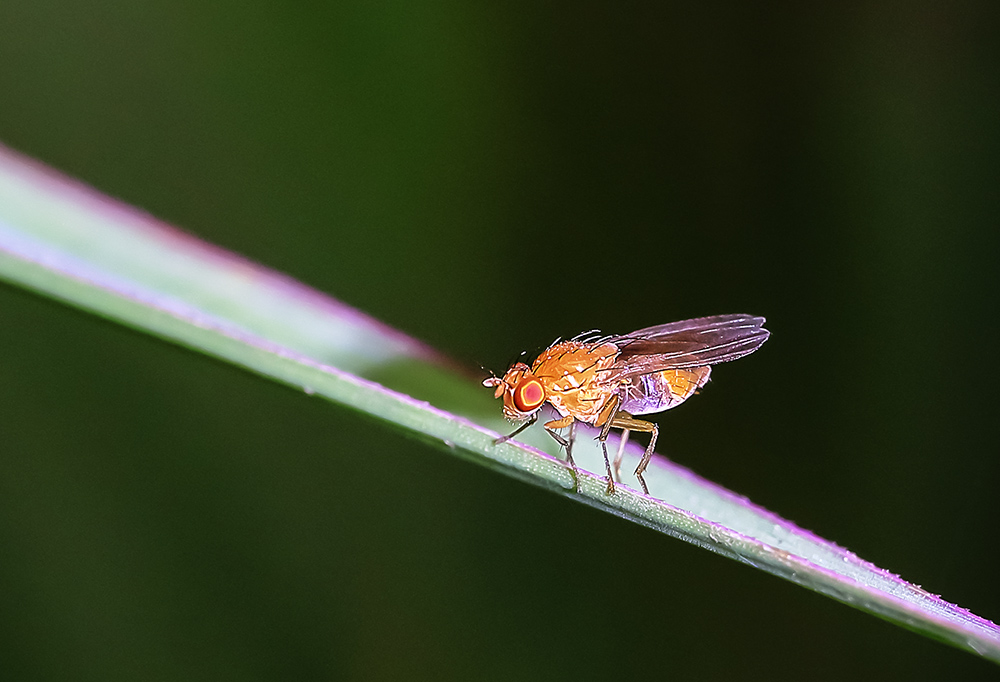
left=602, top=314, right=769, bottom=382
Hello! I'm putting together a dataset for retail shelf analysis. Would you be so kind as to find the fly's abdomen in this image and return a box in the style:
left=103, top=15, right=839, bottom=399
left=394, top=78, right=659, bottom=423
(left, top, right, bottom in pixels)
left=619, top=367, right=711, bottom=415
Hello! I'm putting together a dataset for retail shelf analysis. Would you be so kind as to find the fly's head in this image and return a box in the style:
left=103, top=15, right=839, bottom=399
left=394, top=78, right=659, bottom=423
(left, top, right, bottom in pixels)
left=483, top=362, right=547, bottom=422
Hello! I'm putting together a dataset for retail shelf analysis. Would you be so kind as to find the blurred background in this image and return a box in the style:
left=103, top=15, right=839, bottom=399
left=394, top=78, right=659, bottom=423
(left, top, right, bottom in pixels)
left=1, top=1, right=998, bottom=679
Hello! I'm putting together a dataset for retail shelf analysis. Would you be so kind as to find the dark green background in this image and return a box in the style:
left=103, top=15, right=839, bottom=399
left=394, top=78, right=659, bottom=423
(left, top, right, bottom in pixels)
left=1, top=1, right=998, bottom=679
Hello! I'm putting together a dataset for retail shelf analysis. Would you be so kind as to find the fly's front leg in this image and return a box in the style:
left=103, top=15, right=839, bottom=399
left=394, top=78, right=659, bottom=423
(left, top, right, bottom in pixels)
left=495, top=413, right=538, bottom=445
left=543, top=416, right=575, bottom=465
left=605, top=412, right=658, bottom=496
left=544, top=415, right=579, bottom=491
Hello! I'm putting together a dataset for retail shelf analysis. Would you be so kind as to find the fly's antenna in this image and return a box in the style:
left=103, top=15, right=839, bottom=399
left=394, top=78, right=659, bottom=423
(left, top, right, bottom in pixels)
left=481, top=366, right=503, bottom=388
left=479, top=363, right=505, bottom=388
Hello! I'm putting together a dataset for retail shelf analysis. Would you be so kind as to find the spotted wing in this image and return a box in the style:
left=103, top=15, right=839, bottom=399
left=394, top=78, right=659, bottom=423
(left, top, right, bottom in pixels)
left=601, top=314, right=769, bottom=382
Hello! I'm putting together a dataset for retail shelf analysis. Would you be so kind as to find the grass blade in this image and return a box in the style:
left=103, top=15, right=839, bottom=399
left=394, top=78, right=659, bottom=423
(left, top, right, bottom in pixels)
left=0, top=143, right=997, bottom=662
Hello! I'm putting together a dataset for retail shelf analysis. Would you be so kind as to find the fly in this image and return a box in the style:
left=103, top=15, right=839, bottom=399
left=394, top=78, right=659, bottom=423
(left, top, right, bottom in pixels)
left=483, top=314, right=770, bottom=496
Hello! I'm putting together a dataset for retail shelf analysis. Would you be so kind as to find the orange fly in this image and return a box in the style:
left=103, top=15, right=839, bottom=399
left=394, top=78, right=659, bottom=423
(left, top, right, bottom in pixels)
left=484, top=314, right=770, bottom=496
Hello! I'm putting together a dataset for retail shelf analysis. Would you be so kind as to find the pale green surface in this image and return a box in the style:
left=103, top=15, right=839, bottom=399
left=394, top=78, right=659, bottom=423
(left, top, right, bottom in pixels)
left=1, top=145, right=998, bottom=663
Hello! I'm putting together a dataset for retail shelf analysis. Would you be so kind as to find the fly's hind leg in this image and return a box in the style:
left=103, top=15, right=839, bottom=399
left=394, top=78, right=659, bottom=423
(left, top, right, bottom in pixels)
left=544, top=416, right=579, bottom=491
left=604, top=412, right=658, bottom=496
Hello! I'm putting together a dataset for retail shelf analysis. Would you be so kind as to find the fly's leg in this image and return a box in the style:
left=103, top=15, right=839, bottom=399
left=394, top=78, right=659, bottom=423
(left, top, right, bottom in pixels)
left=605, top=413, right=658, bottom=496
left=496, top=412, right=579, bottom=491
left=596, top=395, right=622, bottom=495
left=599, top=441, right=615, bottom=495
left=612, top=429, right=631, bottom=484
left=494, top=413, right=537, bottom=445
left=543, top=418, right=573, bottom=465
left=544, top=416, right=579, bottom=491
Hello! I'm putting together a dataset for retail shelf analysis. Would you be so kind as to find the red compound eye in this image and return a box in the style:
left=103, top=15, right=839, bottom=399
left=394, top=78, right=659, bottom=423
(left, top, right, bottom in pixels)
left=513, top=378, right=545, bottom=412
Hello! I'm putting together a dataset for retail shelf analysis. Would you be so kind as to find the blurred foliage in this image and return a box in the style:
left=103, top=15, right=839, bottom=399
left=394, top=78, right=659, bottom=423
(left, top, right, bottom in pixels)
left=0, top=1, right=998, bottom=679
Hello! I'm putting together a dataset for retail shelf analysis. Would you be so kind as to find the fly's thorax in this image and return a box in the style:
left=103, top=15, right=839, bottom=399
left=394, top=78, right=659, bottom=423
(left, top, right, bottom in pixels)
left=530, top=340, right=622, bottom=424
left=529, top=340, right=621, bottom=377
